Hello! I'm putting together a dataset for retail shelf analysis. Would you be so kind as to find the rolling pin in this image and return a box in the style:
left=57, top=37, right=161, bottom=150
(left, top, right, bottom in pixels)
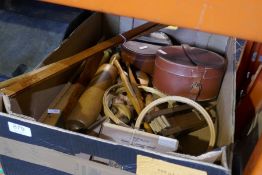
left=65, top=61, right=118, bottom=131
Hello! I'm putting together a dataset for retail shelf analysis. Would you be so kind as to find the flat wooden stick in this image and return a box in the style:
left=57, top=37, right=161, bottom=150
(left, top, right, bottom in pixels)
left=1, top=22, right=158, bottom=97
left=127, top=64, right=144, bottom=109
left=0, top=73, right=31, bottom=89
left=113, top=59, right=142, bottom=114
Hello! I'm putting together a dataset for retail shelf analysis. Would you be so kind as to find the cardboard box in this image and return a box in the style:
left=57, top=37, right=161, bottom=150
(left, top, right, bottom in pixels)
left=0, top=24, right=235, bottom=174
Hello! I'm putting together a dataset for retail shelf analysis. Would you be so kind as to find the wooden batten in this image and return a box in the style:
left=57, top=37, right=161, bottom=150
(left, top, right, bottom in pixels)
left=0, top=22, right=157, bottom=97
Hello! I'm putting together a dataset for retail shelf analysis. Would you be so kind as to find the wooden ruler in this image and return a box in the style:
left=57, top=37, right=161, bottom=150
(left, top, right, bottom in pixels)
left=1, top=22, right=158, bottom=97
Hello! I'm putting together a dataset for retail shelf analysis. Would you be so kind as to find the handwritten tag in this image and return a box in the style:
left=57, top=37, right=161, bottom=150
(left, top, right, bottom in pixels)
left=47, top=109, right=61, bottom=114
left=8, top=122, right=32, bottom=137
left=139, top=46, right=148, bottom=50
left=137, top=155, right=207, bottom=175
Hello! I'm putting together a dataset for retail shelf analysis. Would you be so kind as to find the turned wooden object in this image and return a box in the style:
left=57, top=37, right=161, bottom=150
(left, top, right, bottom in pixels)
left=65, top=63, right=118, bottom=131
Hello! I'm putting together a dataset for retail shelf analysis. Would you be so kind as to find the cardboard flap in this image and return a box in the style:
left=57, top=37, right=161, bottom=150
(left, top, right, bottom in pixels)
left=216, top=38, right=236, bottom=146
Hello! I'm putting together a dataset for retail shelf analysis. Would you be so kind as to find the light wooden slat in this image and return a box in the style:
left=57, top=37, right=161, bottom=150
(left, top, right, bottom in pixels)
left=0, top=23, right=157, bottom=97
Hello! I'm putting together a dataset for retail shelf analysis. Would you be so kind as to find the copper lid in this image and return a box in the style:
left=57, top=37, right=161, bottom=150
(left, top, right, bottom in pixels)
left=155, top=45, right=226, bottom=78
left=122, top=41, right=162, bottom=56
left=157, top=45, right=225, bottom=68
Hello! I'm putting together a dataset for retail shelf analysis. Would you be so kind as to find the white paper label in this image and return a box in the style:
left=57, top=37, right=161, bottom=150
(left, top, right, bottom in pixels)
left=158, top=136, right=178, bottom=150
left=47, top=109, right=61, bottom=114
left=158, top=49, right=167, bottom=55
left=119, top=136, right=156, bottom=150
left=139, top=46, right=148, bottom=50
left=8, top=122, right=32, bottom=137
